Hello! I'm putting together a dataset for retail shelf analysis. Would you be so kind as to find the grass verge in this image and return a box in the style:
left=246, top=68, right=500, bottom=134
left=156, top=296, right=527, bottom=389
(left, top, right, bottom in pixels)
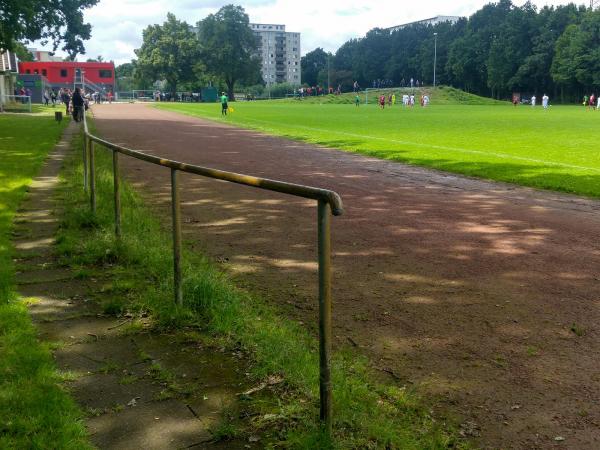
left=0, top=113, right=92, bottom=448
left=56, top=118, right=468, bottom=448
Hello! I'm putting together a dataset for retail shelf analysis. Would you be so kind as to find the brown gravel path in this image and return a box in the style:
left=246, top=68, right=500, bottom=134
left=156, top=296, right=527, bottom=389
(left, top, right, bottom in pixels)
left=92, top=103, right=600, bottom=449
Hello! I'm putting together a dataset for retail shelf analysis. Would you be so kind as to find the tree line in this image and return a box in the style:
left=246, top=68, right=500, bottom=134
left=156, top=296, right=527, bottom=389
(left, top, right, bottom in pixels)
left=302, top=1, right=599, bottom=102
left=117, top=6, right=261, bottom=99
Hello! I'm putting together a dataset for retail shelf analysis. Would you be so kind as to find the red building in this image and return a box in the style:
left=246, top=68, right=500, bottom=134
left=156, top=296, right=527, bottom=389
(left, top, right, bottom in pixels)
left=17, top=61, right=115, bottom=93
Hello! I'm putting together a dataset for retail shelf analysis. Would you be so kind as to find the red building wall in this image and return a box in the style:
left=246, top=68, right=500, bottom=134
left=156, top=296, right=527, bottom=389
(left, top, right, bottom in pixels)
left=17, top=61, right=115, bottom=90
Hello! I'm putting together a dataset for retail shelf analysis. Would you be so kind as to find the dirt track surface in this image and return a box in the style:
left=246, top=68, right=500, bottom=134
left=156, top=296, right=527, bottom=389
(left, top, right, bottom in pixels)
left=92, top=103, right=600, bottom=449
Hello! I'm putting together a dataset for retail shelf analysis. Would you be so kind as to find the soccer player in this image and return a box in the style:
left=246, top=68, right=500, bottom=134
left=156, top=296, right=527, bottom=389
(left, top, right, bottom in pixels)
left=355, top=94, right=360, bottom=107
left=542, top=94, right=549, bottom=109
left=531, top=95, right=536, bottom=107
left=379, top=94, right=385, bottom=109
left=220, top=92, right=228, bottom=116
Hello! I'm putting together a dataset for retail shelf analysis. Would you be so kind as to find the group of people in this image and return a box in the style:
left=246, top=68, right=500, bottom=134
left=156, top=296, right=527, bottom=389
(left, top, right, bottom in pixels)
left=582, top=94, right=599, bottom=109
left=38, top=88, right=112, bottom=109
left=13, top=87, right=32, bottom=103
left=528, top=94, right=550, bottom=109
left=57, top=88, right=86, bottom=122
left=372, top=92, right=430, bottom=109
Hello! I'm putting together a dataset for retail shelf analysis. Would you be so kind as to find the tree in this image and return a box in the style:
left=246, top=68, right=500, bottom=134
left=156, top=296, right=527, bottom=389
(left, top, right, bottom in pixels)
left=196, top=5, right=260, bottom=100
left=86, top=55, right=104, bottom=62
left=0, top=0, right=98, bottom=58
left=13, top=42, right=33, bottom=61
left=135, top=13, right=201, bottom=96
left=301, top=48, right=329, bottom=86
left=552, top=9, right=600, bottom=99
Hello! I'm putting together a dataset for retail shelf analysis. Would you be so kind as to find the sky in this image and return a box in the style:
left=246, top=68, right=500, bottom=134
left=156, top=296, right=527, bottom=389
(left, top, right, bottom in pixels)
left=36, top=0, right=582, bottom=65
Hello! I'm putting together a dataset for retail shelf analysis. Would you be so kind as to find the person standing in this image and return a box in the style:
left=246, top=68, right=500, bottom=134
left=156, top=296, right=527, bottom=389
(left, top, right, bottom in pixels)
left=220, top=92, right=228, bottom=116
left=355, top=94, right=360, bottom=107
left=43, top=90, right=50, bottom=106
left=589, top=93, right=596, bottom=110
left=531, top=95, right=536, bottom=107
left=61, top=89, right=71, bottom=114
left=542, top=94, right=549, bottom=109
left=51, top=90, right=57, bottom=106
left=379, top=94, right=385, bottom=109
left=71, top=87, right=84, bottom=122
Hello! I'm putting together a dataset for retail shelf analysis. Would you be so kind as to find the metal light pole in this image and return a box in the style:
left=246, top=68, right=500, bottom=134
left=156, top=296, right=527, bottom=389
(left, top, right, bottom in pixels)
left=433, top=33, right=438, bottom=87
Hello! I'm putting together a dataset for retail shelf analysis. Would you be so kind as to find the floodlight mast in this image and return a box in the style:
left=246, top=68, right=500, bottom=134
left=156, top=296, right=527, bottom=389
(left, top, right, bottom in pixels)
left=592, top=0, right=599, bottom=9
left=433, top=33, right=438, bottom=87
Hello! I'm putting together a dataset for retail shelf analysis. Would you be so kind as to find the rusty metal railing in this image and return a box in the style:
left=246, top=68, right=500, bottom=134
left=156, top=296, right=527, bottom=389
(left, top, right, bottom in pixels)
left=81, top=112, right=343, bottom=434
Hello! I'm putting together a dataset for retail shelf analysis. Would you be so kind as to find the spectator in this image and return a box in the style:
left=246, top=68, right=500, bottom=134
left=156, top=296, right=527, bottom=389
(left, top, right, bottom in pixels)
left=71, top=87, right=84, bottom=122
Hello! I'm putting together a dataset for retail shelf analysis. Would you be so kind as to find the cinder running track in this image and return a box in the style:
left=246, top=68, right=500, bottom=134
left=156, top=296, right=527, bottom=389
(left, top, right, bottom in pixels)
left=92, top=103, right=600, bottom=449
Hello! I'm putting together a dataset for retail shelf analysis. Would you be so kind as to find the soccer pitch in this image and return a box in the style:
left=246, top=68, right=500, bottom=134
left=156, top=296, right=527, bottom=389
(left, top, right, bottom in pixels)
left=156, top=101, right=600, bottom=198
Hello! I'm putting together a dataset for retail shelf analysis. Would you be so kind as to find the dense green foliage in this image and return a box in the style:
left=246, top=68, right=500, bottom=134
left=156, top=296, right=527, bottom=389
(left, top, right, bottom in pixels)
left=156, top=97, right=600, bottom=198
left=304, top=0, right=600, bottom=102
left=129, top=5, right=260, bottom=97
left=0, top=114, right=91, bottom=448
left=134, top=13, right=202, bottom=95
left=196, top=4, right=261, bottom=99
left=0, top=0, right=98, bottom=58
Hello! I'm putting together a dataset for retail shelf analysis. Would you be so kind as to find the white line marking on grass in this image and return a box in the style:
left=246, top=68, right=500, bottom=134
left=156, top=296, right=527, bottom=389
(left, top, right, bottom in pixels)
left=240, top=117, right=600, bottom=173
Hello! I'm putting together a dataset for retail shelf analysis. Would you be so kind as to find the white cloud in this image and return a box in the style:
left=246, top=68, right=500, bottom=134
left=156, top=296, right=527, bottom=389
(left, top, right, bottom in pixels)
left=34, top=0, right=580, bottom=65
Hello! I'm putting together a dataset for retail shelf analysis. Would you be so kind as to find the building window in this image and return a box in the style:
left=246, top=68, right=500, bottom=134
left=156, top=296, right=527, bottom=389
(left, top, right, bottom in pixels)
left=99, top=69, right=112, bottom=78
left=60, top=69, right=67, bottom=77
left=42, top=69, right=47, bottom=76
left=25, top=69, right=31, bottom=74
left=34, top=69, right=39, bottom=74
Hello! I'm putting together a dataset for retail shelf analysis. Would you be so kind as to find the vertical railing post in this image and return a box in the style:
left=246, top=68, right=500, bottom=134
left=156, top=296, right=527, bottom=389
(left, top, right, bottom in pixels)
left=171, top=168, right=183, bottom=305
left=113, top=150, right=121, bottom=237
left=89, top=140, right=96, bottom=213
left=83, top=136, right=89, bottom=192
left=317, top=199, right=333, bottom=436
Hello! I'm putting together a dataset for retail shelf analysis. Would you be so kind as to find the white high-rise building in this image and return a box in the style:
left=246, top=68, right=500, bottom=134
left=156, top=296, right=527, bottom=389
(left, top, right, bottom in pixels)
left=250, top=23, right=301, bottom=85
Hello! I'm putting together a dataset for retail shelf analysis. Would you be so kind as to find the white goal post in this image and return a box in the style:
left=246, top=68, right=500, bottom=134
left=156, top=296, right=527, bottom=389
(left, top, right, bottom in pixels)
left=0, top=95, right=32, bottom=113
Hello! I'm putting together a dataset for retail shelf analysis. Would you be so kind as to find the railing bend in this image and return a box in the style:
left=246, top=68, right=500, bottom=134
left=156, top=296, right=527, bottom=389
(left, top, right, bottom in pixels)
left=81, top=111, right=342, bottom=434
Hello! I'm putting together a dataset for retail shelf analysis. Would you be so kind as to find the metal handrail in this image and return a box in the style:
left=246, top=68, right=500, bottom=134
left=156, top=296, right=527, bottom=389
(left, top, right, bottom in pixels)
left=81, top=110, right=342, bottom=434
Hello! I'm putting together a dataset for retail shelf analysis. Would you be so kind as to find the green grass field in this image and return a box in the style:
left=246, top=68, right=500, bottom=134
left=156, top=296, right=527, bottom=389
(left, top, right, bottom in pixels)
left=156, top=91, right=600, bottom=198
left=0, top=112, right=91, bottom=449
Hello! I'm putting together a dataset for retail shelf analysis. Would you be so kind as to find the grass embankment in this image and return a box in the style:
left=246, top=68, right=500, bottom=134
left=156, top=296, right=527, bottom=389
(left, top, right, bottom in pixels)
left=157, top=93, right=600, bottom=198
left=0, top=113, right=91, bottom=448
left=280, top=86, right=503, bottom=105
left=55, top=119, right=467, bottom=448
